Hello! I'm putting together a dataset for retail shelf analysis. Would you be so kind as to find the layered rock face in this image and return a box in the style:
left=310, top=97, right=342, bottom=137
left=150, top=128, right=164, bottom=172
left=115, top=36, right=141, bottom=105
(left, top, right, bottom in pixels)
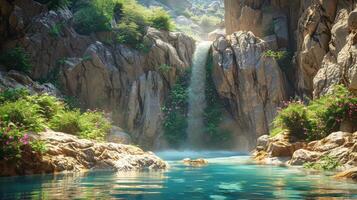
left=224, top=0, right=357, bottom=97
left=221, top=0, right=357, bottom=148
left=224, top=0, right=295, bottom=49
left=212, top=32, right=287, bottom=146
left=0, top=131, right=168, bottom=176
left=1, top=0, right=195, bottom=149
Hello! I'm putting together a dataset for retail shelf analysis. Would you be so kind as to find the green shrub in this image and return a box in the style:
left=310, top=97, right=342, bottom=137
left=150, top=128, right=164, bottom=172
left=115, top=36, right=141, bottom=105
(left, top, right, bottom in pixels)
left=162, top=73, right=190, bottom=147
left=308, top=85, right=357, bottom=140
left=49, top=110, right=110, bottom=141
left=116, top=22, right=142, bottom=46
left=264, top=50, right=286, bottom=60
left=27, top=94, right=65, bottom=120
left=0, top=88, right=29, bottom=104
left=35, top=0, right=71, bottom=10
left=49, top=110, right=82, bottom=135
left=0, top=99, right=45, bottom=132
left=163, top=111, right=187, bottom=147
left=304, top=155, right=341, bottom=171
left=272, top=102, right=310, bottom=140
left=114, top=1, right=150, bottom=46
left=0, top=46, right=32, bottom=73
left=0, top=90, right=112, bottom=161
left=0, top=124, right=28, bottom=161
left=149, top=8, right=174, bottom=31
left=271, top=85, right=356, bottom=141
left=73, top=5, right=112, bottom=35
left=78, top=111, right=111, bottom=141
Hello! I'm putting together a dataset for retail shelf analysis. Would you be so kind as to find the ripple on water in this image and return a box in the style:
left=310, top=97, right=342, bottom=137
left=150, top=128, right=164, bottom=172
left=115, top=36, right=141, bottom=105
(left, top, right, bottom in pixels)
left=1, top=154, right=357, bottom=200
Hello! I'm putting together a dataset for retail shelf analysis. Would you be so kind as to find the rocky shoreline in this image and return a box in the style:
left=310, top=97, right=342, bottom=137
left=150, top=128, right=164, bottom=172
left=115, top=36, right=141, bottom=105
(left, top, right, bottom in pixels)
left=252, top=131, right=357, bottom=181
left=0, top=130, right=168, bottom=177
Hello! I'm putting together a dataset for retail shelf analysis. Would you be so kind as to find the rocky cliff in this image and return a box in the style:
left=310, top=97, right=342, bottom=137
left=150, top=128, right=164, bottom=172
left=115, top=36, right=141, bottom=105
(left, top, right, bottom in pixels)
left=224, top=0, right=357, bottom=97
left=212, top=32, right=287, bottom=147
left=0, top=0, right=195, bottom=149
left=216, top=0, right=357, bottom=147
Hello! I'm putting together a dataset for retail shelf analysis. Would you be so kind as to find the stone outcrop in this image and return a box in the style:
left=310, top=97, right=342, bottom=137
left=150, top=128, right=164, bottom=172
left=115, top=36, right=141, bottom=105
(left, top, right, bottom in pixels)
left=212, top=31, right=287, bottom=147
left=0, top=131, right=168, bottom=177
left=58, top=28, right=194, bottom=148
left=224, top=0, right=294, bottom=49
left=0, top=0, right=195, bottom=149
left=224, top=1, right=357, bottom=97
left=253, top=131, right=357, bottom=169
left=0, top=70, right=60, bottom=96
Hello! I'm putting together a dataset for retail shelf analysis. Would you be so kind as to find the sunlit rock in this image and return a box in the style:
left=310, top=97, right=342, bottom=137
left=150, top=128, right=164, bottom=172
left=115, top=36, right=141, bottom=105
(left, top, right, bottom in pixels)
left=182, top=158, right=208, bottom=166
left=0, top=131, right=168, bottom=177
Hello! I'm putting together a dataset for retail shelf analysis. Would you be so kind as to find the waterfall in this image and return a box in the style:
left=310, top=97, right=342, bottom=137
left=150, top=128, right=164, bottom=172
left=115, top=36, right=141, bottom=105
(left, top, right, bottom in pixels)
left=186, top=41, right=212, bottom=148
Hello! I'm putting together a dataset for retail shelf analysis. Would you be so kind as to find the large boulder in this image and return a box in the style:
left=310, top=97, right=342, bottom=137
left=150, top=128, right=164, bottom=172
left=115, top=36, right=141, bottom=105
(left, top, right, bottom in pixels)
left=289, top=149, right=321, bottom=165
left=0, top=131, right=168, bottom=177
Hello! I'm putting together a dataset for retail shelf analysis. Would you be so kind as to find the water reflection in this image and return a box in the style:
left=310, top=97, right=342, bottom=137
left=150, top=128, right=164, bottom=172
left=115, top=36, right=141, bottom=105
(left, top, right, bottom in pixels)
left=0, top=156, right=357, bottom=200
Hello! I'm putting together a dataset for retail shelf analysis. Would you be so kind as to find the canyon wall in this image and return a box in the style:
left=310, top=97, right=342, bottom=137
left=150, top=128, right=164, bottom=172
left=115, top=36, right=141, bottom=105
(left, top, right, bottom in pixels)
left=0, top=0, right=195, bottom=149
left=218, top=0, right=357, bottom=147
left=224, top=0, right=357, bottom=97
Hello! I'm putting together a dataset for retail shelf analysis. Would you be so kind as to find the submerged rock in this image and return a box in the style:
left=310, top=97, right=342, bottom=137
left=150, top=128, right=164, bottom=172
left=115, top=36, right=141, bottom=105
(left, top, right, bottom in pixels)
left=182, top=158, right=208, bottom=166
left=335, top=167, right=357, bottom=181
left=0, top=131, right=168, bottom=177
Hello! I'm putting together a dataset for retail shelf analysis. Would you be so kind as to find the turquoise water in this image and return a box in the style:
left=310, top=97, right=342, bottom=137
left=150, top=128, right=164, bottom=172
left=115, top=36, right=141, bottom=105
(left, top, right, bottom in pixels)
left=1, top=151, right=357, bottom=200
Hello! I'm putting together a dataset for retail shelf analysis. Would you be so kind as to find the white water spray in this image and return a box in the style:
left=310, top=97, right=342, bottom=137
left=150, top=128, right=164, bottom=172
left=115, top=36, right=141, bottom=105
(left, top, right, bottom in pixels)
left=187, top=41, right=212, bottom=148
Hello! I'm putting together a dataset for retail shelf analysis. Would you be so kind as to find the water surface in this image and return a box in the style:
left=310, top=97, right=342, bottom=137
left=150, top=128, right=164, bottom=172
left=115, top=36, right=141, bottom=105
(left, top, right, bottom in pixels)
left=1, top=152, right=357, bottom=199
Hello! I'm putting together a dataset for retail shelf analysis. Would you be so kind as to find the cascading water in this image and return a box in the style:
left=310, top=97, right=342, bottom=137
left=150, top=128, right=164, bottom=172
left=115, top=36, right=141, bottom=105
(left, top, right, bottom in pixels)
left=186, top=41, right=212, bottom=148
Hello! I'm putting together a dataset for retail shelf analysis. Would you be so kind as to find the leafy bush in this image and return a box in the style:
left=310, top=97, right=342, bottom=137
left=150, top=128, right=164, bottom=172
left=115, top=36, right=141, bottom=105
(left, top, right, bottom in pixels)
left=116, top=22, right=143, bottom=46
left=0, top=88, right=29, bottom=104
left=149, top=8, right=174, bottom=31
left=0, top=124, right=30, bottom=161
left=264, top=50, right=286, bottom=60
left=264, top=50, right=293, bottom=71
left=114, top=1, right=150, bottom=46
left=27, top=94, right=65, bottom=120
left=73, top=5, right=112, bottom=35
left=0, top=46, right=32, bottom=73
left=162, top=73, right=190, bottom=147
left=272, top=102, right=311, bottom=140
left=0, top=89, right=112, bottom=161
left=49, top=110, right=110, bottom=141
left=272, top=85, right=356, bottom=141
left=308, top=85, right=357, bottom=140
left=49, top=110, right=82, bottom=135
left=304, top=155, right=341, bottom=171
left=0, top=99, right=45, bottom=132
left=78, top=111, right=111, bottom=141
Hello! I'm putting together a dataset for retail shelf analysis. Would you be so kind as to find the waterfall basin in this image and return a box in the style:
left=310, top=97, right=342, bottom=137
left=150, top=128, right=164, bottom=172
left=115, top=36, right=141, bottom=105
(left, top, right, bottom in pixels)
left=1, top=151, right=357, bottom=199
